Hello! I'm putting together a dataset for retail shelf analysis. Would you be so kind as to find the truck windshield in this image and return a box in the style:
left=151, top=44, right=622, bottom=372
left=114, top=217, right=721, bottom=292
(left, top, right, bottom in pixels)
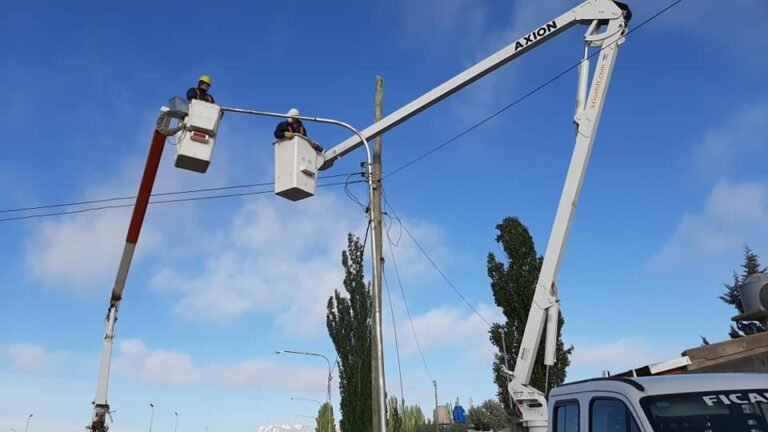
left=642, top=390, right=768, bottom=432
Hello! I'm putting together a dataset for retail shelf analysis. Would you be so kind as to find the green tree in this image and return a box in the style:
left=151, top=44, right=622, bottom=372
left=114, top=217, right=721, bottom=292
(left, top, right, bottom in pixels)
left=327, top=234, right=373, bottom=432
left=402, top=403, right=426, bottom=432
left=720, top=245, right=767, bottom=338
left=467, top=399, right=513, bottom=431
left=316, top=402, right=336, bottom=432
left=487, top=217, right=573, bottom=412
left=386, top=396, right=403, bottom=432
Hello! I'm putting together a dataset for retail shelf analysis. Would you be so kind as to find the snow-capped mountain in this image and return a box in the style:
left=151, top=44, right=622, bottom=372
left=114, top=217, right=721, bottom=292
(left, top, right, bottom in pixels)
left=255, top=424, right=314, bottom=432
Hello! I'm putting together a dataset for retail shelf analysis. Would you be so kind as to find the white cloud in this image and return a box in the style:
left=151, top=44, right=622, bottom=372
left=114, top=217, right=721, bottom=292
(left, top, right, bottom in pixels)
left=652, top=0, right=768, bottom=57
left=4, top=344, right=48, bottom=373
left=651, top=180, right=768, bottom=267
left=0, top=416, right=89, bottom=432
left=397, top=304, right=501, bottom=363
left=114, top=339, right=200, bottom=386
left=569, top=337, right=683, bottom=379
left=113, top=339, right=326, bottom=392
left=149, top=195, right=362, bottom=335
left=394, top=0, right=490, bottom=51
left=20, top=153, right=179, bottom=295
left=20, top=130, right=250, bottom=296
left=149, top=190, right=454, bottom=338
left=693, top=101, right=768, bottom=179
left=216, top=358, right=327, bottom=392
left=24, top=210, right=161, bottom=294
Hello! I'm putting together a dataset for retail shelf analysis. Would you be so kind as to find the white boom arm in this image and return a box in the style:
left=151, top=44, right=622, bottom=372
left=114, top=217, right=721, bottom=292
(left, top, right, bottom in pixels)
left=507, top=13, right=627, bottom=432
left=318, top=1, right=629, bottom=430
left=318, top=0, right=627, bottom=170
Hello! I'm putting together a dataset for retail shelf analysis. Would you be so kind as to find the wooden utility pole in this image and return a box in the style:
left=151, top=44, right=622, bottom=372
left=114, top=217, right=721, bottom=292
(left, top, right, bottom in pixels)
left=371, top=75, right=387, bottom=432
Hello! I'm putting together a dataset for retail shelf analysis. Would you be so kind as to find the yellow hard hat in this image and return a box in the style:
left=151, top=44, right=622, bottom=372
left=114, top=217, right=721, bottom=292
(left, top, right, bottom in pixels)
left=198, top=75, right=212, bottom=85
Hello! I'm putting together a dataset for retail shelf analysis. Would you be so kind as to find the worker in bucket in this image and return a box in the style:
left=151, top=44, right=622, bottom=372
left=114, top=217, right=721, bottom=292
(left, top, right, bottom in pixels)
left=274, top=108, right=323, bottom=151
left=186, top=75, right=215, bottom=103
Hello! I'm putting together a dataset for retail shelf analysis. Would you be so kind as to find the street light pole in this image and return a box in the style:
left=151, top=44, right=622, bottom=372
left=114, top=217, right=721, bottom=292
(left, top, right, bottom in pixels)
left=174, top=412, right=179, bottom=432
left=148, top=403, right=154, bottom=432
left=24, top=414, right=33, bottom=432
left=277, top=350, right=333, bottom=432
left=218, top=106, right=386, bottom=432
left=433, top=380, right=439, bottom=432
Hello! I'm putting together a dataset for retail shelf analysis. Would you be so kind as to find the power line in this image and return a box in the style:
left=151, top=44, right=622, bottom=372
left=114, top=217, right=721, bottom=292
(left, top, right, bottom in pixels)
left=383, top=257, right=406, bottom=402
left=1, top=3, right=683, bottom=223
left=383, top=189, right=493, bottom=328
left=0, top=172, right=359, bottom=215
left=384, top=223, right=434, bottom=383
left=400, top=221, right=492, bottom=328
left=384, top=0, right=685, bottom=180
left=0, top=180, right=364, bottom=223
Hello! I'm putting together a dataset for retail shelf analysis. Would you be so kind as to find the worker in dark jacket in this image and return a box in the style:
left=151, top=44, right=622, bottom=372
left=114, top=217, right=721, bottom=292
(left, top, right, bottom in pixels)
left=273, top=108, right=323, bottom=151
left=274, top=108, right=306, bottom=139
left=186, top=75, right=215, bottom=103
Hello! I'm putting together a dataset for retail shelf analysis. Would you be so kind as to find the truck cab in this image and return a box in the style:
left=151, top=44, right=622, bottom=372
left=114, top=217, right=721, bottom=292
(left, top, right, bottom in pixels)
left=549, top=373, right=768, bottom=431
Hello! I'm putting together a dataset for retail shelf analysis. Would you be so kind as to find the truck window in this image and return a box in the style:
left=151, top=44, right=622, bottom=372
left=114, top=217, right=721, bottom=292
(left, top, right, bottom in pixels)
left=641, top=390, right=768, bottom=432
left=555, top=401, right=580, bottom=432
left=591, top=398, right=641, bottom=432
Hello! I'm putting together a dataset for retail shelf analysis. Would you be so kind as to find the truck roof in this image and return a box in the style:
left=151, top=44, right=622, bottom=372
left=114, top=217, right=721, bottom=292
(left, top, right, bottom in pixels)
left=550, top=373, right=768, bottom=398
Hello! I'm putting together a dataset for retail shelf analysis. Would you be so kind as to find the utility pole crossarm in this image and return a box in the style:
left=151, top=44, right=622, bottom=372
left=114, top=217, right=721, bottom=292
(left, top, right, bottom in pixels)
left=318, top=0, right=625, bottom=170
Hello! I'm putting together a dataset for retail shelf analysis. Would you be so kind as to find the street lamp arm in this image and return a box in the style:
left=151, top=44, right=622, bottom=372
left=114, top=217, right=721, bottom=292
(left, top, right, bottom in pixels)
left=219, top=107, right=373, bottom=176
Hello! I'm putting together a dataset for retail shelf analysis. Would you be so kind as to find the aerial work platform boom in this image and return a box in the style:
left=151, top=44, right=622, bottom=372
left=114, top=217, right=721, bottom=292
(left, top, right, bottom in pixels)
left=87, top=1, right=629, bottom=430
left=317, top=1, right=630, bottom=430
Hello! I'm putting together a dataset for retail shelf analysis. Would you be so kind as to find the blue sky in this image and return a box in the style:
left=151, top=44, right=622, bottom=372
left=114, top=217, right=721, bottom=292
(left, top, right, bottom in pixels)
left=2, top=0, right=768, bottom=431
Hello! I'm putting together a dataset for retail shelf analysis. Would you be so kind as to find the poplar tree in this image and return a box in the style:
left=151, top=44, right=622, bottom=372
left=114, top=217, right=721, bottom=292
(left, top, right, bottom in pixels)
left=487, top=217, right=573, bottom=412
left=327, top=234, right=373, bottom=432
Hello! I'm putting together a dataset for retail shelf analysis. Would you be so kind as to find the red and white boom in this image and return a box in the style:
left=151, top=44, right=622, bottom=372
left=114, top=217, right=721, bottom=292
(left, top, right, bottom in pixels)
left=87, top=107, right=185, bottom=432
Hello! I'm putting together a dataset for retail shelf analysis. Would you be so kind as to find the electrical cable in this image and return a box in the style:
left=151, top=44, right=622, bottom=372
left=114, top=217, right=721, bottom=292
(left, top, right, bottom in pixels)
left=383, top=256, right=406, bottom=403
left=343, top=172, right=369, bottom=213
left=0, top=172, right=360, bottom=215
left=0, top=180, right=365, bottom=223
left=383, top=0, right=685, bottom=180
left=382, top=188, right=492, bottom=328
left=1, top=3, right=683, bottom=222
left=385, top=224, right=434, bottom=383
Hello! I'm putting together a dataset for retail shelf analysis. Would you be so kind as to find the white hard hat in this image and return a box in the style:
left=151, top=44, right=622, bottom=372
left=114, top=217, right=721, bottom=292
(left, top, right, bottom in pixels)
left=287, top=108, right=300, bottom=117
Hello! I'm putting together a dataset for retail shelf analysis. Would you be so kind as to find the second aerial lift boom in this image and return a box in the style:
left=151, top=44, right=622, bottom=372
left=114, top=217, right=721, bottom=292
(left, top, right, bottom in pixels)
left=316, top=1, right=630, bottom=430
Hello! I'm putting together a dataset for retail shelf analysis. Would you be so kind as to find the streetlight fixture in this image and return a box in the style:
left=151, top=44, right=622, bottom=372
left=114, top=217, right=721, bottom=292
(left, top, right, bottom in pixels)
left=291, top=397, right=322, bottom=405
left=24, top=414, right=33, bottom=432
left=174, top=412, right=179, bottom=432
left=148, top=403, right=155, bottom=432
left=277, top=350, right=333, bottom=432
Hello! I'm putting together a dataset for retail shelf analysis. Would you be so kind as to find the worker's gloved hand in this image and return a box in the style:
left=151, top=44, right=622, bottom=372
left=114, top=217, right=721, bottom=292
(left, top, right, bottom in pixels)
left=285, top=132, right=295, bottom=139
left=312, top=143, right=324, bottom=152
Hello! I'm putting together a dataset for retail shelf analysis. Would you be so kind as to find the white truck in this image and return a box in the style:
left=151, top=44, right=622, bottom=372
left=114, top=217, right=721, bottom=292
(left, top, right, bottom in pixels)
left=548, top=373, right=768, bottom=431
